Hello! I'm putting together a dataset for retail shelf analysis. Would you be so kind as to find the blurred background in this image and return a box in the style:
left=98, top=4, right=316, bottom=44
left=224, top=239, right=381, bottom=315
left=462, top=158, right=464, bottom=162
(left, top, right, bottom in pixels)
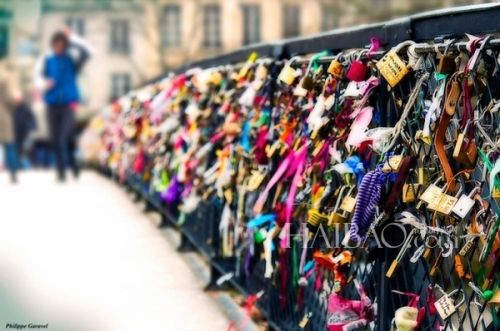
left=0, top=0, right=493, bottom=120
left=0, top=1, right=496, bottom=330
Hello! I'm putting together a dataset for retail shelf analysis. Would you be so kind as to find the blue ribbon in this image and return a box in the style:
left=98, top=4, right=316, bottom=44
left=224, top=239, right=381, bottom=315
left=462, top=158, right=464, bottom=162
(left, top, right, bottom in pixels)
left=247, top=214, right=276, bottom=229
left=240, top=121, right=251, bottom=153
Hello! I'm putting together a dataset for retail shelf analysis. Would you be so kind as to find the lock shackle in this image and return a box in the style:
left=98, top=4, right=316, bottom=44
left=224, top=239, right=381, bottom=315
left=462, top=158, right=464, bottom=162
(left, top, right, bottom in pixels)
left=391, top=40, right=415, bottom=54
left=436, top=38, right=458, bottom=58
left=305, top=50, right=330, bottom=75
left=285, top=55, right=302, bottom=68
left=433, top=285, right=465, bottom=309
left=447, top=289, right=466, bottom=308
left=332, top=185, right=350, bottom=212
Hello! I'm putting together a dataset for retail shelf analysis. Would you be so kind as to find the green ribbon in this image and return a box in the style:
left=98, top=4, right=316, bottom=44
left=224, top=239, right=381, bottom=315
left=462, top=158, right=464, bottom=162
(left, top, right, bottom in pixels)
left=478, top=149, right=500, bottom=196
left=310, top=50, right=330, bottom=73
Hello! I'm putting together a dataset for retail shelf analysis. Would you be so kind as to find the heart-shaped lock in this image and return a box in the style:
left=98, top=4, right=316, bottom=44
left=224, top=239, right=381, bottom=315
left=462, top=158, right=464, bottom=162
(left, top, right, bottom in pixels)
left=346, top=59, right=368, bottom=82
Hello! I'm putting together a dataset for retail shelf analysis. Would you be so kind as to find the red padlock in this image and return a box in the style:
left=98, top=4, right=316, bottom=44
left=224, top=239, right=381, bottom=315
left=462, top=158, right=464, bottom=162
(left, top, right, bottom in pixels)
left=346, top=60, right=368, bottom=82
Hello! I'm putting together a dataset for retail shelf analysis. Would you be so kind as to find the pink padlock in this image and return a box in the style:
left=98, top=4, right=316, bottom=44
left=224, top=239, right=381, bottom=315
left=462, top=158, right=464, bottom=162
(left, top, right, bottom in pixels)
left=346, top=60, right=368, bottom=82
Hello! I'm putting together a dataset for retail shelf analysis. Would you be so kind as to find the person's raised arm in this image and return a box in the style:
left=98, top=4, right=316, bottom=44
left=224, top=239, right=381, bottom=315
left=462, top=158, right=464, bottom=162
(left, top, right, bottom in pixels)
left=67, top=30, right=93, bottom=73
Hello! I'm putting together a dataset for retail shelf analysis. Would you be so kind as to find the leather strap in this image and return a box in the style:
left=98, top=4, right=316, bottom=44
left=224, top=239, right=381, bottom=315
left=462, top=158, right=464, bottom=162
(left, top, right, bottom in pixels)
left=434, top=75, right=461, bottom=193
left=383, top=155, right=416, bottom=213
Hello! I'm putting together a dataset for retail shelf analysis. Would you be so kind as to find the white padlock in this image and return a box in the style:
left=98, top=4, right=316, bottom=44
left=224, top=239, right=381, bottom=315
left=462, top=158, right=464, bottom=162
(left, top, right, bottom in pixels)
left=451, top=187, right=479, bottom=219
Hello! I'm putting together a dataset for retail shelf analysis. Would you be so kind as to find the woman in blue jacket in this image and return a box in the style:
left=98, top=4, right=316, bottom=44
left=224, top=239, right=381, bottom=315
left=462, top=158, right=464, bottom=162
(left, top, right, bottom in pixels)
left=36, top=29, right=92, bottom=181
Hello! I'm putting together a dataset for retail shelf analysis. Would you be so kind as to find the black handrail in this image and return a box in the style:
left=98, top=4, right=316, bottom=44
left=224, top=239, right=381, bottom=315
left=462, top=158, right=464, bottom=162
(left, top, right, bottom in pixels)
left=138, top=3, right=500, bottom=87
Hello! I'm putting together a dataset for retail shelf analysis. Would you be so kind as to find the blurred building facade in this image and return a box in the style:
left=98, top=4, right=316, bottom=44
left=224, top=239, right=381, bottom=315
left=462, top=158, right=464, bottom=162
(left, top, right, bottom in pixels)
left=38, top=0, right=160, bottom=114
left=1, top=0, right=495, bottom=115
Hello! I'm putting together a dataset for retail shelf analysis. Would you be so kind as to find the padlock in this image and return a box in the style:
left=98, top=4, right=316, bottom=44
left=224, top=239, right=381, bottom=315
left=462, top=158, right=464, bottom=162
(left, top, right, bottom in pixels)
left=299, top=75, right=314, bottom=91
left=376, top=50, right=409, bottom=87
left=346, top=59, right=368, bottom=82
left=293, top=85, right=308, bottom=97
left=327, top=59, right=344, bottom=78
left=324, top=94, right=335, bottom=110
left=493, top=186, right=500, bottom=199
left=419, top=178, right=445, bottom=205
left=451, top=187, right=478, bottom=219
left=402, top=184, right=421, bottom=203
left=328, top=186, right=352, bottom=226
left=278, top=60, right=298, bottom=85
left=246, top=166, right=268, bottom=191
left=437, top=54, right=457, bottom=75
left=489, top=289, right=500, bottom=307
left=339, top=193, right=357, bottom=214
left=382, top=154, right=404, bottom=173
left=433, top=192, right=459, bottom=216
left=402, top=166, right=425, bottom=203
left=426, top=181, right=460, bottom=215
left=432, top=286, right=464, bottom=320
left=255, top=63, right=268, bottom=80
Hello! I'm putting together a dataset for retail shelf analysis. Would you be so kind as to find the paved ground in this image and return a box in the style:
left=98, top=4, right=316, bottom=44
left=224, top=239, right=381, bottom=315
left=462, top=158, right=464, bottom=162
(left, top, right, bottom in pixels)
left=0, top=170, right=228, bottom=331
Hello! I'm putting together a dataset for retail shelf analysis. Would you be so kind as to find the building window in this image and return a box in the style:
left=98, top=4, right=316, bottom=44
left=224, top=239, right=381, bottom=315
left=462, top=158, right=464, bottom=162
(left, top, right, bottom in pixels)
left=322, top=4, right=340, bottom=31
left=0, top=25, right=8, bottom=58
left=110, top=20, right=129, bottom=53
left=283, top=5, right=300, bottom=38
left=161, top=5, right=181, bottom=47
left=111, top=73, right=131, bottom=100
left=242, top=5, right=261, bottom=45
left=202, top=5, right=221, bottom=49
left=66, top=17, right=85, bottom=36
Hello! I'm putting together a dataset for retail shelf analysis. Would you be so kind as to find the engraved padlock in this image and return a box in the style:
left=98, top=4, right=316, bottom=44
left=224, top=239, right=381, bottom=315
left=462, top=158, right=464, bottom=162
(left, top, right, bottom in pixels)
left=419, top=177, right=445, bottom=205
left=376, top=50, right=409, bottom=87
left=433, top=185, right=462, bottom=216
left=433, top=285, right=464, bottom=320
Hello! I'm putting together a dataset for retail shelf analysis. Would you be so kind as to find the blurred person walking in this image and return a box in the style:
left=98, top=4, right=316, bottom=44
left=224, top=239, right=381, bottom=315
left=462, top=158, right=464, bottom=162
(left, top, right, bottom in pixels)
left=13, top=92, right=37, bottom=168
left=35, top=28, right=92, bottom=181
left=0, top=60, right=20, bottom=183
